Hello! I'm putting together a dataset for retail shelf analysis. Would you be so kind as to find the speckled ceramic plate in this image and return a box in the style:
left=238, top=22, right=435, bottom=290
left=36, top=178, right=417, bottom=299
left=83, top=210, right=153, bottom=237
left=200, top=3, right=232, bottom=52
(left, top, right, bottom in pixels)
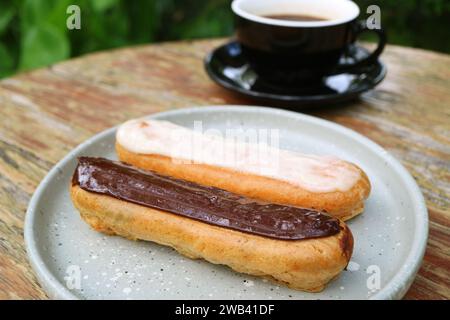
left=25, top=106, right=428, bottom=300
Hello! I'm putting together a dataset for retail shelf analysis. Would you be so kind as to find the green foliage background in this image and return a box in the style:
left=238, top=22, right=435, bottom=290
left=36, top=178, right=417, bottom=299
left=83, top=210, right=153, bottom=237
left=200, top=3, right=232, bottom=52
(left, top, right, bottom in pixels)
left=0, top=0, right=449, bottom=78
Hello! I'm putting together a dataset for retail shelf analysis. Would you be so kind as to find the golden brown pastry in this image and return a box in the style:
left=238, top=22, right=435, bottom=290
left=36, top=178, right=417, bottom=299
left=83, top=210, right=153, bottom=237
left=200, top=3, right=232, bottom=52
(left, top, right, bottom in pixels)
left=115, top=119, right=371, bottom=221
left=70, top=157, right=353, bottom=292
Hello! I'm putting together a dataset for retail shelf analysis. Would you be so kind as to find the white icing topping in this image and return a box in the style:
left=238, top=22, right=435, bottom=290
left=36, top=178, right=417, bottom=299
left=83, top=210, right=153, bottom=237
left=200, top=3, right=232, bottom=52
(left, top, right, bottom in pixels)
left=116, top=119, right=361, bottom=193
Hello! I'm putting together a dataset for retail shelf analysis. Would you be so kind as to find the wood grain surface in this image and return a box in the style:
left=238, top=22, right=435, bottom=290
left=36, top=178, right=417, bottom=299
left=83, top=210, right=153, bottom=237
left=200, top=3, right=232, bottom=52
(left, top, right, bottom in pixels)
left=0, top=39, right=448, bottom=300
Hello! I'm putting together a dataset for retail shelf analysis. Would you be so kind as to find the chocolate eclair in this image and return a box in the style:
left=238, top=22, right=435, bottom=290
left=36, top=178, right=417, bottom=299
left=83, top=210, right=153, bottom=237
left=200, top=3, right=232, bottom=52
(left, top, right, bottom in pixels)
left=70, top=157, right=353, bottom=292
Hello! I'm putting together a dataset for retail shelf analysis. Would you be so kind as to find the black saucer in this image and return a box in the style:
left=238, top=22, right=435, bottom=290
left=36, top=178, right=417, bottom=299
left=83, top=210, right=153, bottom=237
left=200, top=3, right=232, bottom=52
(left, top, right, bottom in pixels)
left=204, top=41, right=386, bottom=107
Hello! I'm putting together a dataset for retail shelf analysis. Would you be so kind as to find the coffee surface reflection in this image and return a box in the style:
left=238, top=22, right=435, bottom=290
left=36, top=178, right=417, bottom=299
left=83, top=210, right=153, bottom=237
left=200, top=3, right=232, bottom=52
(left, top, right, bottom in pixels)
left=263, top=14, right=327, bottom=22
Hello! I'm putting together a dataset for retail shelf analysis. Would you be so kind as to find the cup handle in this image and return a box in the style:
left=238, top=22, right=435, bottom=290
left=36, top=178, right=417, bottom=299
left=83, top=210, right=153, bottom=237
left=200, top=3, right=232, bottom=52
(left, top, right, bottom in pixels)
left=335, top=20, right=387, bottom=73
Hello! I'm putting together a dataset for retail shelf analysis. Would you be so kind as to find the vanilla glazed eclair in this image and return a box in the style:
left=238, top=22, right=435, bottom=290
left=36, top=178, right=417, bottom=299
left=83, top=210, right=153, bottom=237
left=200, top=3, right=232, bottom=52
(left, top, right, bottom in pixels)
left=115, top=119, right=371, bottom=221
left=70, top=157, right=353, bottom=292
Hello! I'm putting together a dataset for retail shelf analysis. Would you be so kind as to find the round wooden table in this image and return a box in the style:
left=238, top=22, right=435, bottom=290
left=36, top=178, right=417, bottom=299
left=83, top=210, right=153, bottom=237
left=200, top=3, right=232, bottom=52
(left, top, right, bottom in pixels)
left=0, top=39, right=448, bottom=299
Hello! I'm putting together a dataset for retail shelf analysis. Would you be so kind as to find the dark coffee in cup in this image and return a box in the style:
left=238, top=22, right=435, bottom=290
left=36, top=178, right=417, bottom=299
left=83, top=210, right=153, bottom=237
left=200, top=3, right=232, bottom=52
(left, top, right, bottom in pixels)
left=231, top=0, right=386, bottom=86
left=263, top=14, right=328, bottom=22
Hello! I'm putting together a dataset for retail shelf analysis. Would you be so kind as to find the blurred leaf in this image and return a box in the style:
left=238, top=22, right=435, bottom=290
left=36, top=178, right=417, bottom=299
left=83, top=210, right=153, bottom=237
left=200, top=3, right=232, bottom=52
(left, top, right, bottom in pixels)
left=21, top=0, right=52, bottom=31
left=19, top=23, right=70, bottom=70
left=0, top=3, right=15, bottom=35
left=80, top=3, right=128, bottom=49
left=0, top=43, right=14, bottom=77
left=91, top=0, right=118, bottom=12
left=47, top=0, right=75, bottom=29
left=0, top=0, right=449, bottom=80
left=125, top=0, right=161, bottom=43
left=170, top=0, right=233, bottom=39
left=21, top=0, right=73, bottom=32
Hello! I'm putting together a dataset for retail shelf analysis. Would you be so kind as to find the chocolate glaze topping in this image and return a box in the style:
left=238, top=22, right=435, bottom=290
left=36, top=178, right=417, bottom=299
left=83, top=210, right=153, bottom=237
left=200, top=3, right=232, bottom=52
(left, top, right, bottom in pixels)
left=72, top=157, right=340, bottom=240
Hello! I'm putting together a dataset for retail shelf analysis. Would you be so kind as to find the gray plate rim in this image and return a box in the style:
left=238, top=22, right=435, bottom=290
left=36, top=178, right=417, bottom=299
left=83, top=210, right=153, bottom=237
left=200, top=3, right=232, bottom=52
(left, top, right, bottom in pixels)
left=24, top=105, right=428, bottom=300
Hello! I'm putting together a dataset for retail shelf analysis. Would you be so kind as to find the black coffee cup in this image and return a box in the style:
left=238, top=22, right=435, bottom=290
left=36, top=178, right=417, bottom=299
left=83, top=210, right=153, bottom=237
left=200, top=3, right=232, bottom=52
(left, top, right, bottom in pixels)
left=232, top=0, right=386, bottom=86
